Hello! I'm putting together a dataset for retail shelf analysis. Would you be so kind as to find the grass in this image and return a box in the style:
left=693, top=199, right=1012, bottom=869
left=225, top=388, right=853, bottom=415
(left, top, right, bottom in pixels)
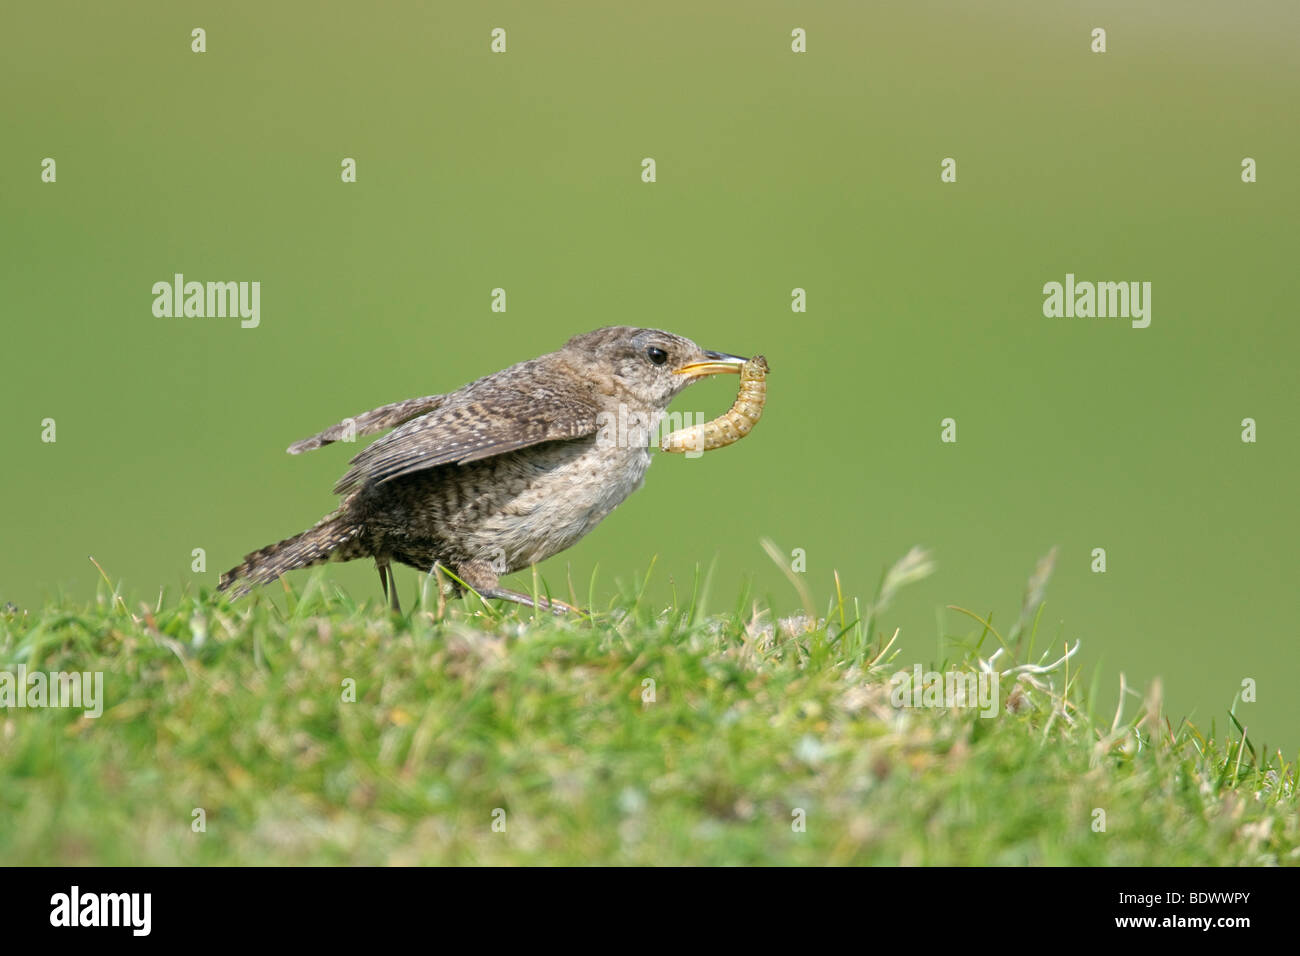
left=0, top=550, right=1296, bottom=865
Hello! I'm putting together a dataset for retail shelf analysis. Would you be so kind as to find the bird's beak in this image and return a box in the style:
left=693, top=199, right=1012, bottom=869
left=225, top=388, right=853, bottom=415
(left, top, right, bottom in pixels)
left=674, top=350, right=748, bottom=378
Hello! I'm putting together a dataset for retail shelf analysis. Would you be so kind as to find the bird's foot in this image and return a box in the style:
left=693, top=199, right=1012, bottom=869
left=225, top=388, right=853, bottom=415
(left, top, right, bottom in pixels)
left=476, top=587, right=584, bottom=616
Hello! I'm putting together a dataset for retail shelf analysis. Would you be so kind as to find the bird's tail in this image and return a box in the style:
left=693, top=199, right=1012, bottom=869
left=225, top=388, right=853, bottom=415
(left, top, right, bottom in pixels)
left=217, top=511, right=366, bottom=598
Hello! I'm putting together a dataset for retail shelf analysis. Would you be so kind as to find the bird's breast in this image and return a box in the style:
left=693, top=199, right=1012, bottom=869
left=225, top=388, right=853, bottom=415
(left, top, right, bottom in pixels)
left=471, top=437, right=653, bottom=569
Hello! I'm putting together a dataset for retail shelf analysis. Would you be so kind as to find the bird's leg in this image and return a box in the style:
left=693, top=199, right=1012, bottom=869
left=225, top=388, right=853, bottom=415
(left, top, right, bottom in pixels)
left=457, top=559, right=582, bottom=615
left=376, top=558, right=401, bottom=613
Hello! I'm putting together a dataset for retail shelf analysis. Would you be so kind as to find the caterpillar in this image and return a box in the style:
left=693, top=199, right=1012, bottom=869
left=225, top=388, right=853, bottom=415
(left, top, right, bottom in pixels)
left=660, top=355, right=768, bottom=454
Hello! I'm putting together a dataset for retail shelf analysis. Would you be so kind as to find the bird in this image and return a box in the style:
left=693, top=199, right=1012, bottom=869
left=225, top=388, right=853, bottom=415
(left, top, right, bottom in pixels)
left=217, top=326, right=750, bottom=613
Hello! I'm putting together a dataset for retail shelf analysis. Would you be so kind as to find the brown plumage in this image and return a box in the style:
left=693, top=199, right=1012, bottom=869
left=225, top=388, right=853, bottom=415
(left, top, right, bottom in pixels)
left=217, top=327, right=751, bottom=612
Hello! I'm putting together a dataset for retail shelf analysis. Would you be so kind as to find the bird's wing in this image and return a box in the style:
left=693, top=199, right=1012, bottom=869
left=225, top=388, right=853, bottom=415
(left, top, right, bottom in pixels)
left=286, top=395, right=447, bottom=454
left=331, top=385, right=601, bottom=494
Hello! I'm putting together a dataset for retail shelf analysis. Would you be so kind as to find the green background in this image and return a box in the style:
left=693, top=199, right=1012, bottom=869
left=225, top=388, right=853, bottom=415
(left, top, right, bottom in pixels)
left=3, top=2, right=1296, bottom=747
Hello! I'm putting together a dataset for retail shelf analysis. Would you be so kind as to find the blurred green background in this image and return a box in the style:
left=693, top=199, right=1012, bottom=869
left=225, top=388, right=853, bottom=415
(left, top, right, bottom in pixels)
left=3, top=2, right=1297, bottom=747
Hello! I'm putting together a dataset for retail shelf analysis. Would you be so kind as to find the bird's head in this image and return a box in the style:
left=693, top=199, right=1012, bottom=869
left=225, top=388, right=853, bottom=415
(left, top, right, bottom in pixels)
left=562, top=326, right=746, bottom=408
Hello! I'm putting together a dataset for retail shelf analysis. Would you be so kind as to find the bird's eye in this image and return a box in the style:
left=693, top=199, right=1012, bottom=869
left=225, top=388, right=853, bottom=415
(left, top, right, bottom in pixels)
left=646, top=347, right=668, bottom=366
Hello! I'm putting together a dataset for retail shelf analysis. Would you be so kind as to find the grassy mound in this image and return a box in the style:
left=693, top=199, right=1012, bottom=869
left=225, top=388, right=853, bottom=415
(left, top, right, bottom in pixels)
left=1, top=552, right=1294, bottom=865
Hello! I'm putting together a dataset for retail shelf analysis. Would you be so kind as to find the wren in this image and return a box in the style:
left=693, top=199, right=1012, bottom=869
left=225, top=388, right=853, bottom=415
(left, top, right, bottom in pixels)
left=217, top=327, right=749, bottom=613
